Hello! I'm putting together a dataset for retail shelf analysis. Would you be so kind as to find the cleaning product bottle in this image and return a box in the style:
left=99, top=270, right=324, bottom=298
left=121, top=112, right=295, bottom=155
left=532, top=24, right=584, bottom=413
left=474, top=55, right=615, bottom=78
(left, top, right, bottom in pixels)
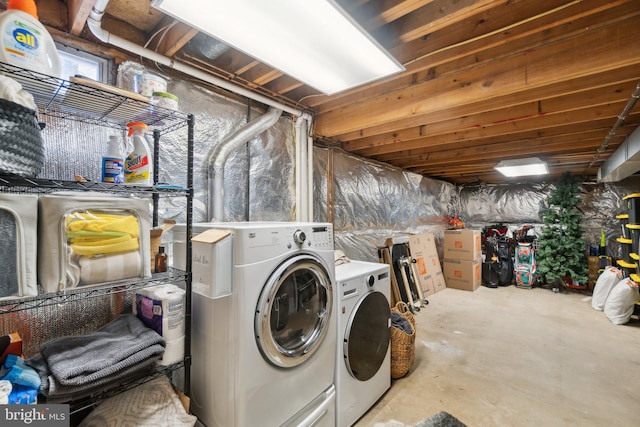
left=124, top=121, right=153, bottom=186
left=0, top=0, right=61, bottom=77
left=101, top=135, right=124, bottom=184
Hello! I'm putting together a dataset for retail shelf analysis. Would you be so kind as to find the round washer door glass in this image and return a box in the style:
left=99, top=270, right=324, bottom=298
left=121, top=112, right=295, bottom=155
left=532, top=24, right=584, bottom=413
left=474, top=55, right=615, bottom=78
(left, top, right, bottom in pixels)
left=345, top=291, right=391, bottom=381
left=255, top=254, right=333, bottom=368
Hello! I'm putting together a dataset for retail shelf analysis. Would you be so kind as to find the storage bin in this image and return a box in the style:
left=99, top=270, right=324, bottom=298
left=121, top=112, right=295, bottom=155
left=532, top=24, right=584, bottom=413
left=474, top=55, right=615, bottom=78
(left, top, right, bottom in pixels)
left=626, top=224, right=640, bottom=255
left=616, top=259, right=636, bottom=278
left=616, top=213, right=629, bottom=238
left=616, top=237, right=633, bottom=264
left=0, top=193, right=38, bottom=299
left=623, top=194, right=640, bottom=224
left=38, top=192, right=151, bottom=293
left=0, top=98, right=44, bottom=177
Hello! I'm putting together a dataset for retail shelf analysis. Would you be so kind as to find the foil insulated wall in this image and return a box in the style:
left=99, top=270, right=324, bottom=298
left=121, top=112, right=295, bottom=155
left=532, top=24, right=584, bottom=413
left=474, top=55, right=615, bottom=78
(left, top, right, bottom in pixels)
left=459, top=177, right=640, bottom=259
left=118, top=62, right=295, bottom=224
left=315, top=147, right=456, bottom=262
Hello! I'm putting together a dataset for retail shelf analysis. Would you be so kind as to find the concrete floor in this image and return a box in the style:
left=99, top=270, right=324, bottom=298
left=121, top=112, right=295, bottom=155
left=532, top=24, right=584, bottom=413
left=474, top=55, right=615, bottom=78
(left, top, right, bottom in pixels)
left=354, top=285, right=640, bottom=427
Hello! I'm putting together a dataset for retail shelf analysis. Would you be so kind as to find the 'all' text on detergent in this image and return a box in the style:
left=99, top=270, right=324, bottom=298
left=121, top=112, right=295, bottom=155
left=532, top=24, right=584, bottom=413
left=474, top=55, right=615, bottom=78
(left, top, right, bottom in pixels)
left=0, top=0, right=61, bottom=76
left=125, top=122, right=154, bottom=186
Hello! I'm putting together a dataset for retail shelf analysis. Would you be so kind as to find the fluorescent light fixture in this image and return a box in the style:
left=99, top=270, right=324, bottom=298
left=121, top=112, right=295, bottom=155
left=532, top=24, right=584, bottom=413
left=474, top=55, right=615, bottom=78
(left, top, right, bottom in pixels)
left=494, top=157, right=549, bottom=177
left=151, top=0, right=404, bottom=95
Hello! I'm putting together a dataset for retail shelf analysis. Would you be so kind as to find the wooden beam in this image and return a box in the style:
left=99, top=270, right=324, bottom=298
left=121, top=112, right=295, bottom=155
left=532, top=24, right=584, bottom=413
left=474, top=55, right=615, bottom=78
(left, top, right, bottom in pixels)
left=307, top=0, right=630, bottom=111
left=378, top=125, right=636, bottom=164
left=343, top=80, right=638, bottom=152
left=315, top=17, right=640, bottom=137
left=156, top=21, right=199, bottom=57
left=334, top=66, right=639, bottom=142
left=352, top=102, right=633, bottom=157
left=67, top=0, right=93, bottom=36
left=386, top=0, right=509, bottom=43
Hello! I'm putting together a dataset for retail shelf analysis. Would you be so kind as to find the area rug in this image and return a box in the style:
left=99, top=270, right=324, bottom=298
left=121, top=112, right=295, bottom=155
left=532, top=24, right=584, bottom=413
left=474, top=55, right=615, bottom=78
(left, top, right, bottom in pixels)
left=374, top=411, right=467, bottom=427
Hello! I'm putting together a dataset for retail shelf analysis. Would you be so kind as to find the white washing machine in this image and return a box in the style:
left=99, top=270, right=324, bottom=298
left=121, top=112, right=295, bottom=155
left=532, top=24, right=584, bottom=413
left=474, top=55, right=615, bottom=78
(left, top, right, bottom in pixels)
left=335, top=260, right=391, bottom=427
left=179, top=222, right=337, bottom=427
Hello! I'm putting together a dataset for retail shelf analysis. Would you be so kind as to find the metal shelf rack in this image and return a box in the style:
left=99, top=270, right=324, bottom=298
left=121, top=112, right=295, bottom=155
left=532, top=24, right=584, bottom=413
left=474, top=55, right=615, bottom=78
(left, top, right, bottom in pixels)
left=0, top=62, right=194, bottom=409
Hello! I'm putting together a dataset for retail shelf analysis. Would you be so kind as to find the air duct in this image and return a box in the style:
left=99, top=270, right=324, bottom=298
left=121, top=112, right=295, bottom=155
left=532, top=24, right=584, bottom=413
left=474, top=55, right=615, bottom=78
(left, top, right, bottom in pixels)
left=596, top=82, right=640, bottom=182
left=597, top=125, right=640, bottom=182
left=207, top=107, right=282, bottom=221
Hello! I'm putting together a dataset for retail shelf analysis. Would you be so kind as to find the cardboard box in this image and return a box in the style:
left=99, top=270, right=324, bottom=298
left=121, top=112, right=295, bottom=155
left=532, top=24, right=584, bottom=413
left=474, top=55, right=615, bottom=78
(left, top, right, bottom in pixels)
left=191, top=229, right=233, bottom=299
left=0, top=333, right=22, bottom=364
left=443, top=258, right=481, bottom=291
left=408, top=233, right=446, bottom=296
left=150, top=220, right=176, bottom=272
left=444, top=229, right=482, bottom=261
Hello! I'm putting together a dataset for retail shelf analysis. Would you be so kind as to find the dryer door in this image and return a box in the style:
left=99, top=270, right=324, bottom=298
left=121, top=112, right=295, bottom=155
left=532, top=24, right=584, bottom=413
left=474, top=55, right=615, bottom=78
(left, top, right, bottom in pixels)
left=344, top=291, right=391, bottom=381
left=255, top=254, right=333, bottom=368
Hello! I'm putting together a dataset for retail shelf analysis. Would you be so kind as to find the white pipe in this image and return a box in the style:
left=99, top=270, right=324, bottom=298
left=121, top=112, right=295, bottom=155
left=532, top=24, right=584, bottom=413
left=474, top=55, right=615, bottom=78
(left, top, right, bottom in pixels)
left=208, top=107, right=282, bottom=221
left=88, top=0, right=310, bottom=120
left=295, top=117, right=303, bottom=222
left=307, top=134, right=314, bottom=221
left=300, top=118, right=308, bottom=221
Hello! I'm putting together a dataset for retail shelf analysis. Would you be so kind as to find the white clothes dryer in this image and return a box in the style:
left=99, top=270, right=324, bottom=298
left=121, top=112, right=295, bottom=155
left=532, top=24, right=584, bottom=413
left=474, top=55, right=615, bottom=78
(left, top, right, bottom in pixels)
left=184, top=222, right=337, bottom=427
left=335, top=260, right=391, bottom=427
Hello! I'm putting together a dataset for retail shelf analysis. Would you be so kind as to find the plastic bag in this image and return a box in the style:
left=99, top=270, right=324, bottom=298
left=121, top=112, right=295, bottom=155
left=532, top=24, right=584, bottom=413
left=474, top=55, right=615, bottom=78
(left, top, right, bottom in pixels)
left=604, top=278, right=639, bottom=325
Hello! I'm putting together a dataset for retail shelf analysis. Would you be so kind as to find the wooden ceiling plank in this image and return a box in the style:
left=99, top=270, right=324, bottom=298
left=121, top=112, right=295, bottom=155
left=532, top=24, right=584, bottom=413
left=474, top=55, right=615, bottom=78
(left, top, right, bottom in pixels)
left=344, top=79, right=637, bottom=151
left=315, top=17, right=640, bottom=137
left=359, top=0, right=436, bottom=29
left=156, top=21, right=199, bottom=57
left=359, top=102, right=633, bottom=156
left=389, top=0, right=509, bottom=43
left=379, top=126, right=636, bottom=163
left=356, top=113, right=639, bottom=157
left=395, top=137, right=624, bottom=169
left=309, top=0, right=629, bottom=111
left=67, top=0, right=93, bottom=36
left=333, top=66, right=639, bottom=142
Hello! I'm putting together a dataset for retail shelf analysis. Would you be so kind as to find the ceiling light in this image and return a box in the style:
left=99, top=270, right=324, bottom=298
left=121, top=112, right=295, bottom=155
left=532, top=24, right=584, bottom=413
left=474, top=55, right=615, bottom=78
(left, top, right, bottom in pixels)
left=494, top=157, right=549, bottom=177
left=151, top=0, right=404, bottom=95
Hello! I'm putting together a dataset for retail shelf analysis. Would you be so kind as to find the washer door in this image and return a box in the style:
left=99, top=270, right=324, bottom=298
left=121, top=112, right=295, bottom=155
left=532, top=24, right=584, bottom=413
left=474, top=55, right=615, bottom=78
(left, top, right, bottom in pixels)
left=344, top=291, right=391, bottom=381
left=255, top=254, right=333, bottom=368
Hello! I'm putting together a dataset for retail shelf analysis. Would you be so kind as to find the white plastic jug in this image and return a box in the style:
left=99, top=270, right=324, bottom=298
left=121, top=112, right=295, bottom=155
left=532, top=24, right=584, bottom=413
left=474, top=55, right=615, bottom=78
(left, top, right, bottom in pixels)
left=0, top=0, right=61, bottom=77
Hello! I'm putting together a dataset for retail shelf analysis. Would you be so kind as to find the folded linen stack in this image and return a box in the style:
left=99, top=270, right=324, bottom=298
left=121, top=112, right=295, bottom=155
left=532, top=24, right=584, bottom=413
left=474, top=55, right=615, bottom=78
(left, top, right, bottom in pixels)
left=66, top=210, right=143, bottom=287
left=26, top=314, right=165, bottom=403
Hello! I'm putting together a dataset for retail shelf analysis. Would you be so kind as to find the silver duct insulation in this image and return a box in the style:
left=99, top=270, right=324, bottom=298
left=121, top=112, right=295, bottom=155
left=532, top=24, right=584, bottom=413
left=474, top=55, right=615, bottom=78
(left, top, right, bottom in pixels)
left=207, top=107, right=283, bottom=221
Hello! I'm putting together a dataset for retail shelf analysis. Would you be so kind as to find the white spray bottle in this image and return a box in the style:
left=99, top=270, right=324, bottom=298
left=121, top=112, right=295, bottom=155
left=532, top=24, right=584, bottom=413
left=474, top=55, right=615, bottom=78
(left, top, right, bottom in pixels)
left=124, top=121, right=153, bottom=186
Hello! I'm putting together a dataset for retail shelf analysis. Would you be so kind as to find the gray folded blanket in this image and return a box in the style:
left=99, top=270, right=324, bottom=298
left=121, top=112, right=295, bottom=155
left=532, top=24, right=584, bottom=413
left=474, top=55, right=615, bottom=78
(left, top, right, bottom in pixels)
left=27, top=314, right=165, bottom=400
left=391, top=312, right=413, bottom=334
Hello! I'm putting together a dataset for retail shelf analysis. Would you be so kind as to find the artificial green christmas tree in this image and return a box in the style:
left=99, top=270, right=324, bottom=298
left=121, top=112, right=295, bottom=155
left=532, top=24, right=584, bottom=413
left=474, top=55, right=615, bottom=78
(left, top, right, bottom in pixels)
left=536, top=172, right=589, bottom=287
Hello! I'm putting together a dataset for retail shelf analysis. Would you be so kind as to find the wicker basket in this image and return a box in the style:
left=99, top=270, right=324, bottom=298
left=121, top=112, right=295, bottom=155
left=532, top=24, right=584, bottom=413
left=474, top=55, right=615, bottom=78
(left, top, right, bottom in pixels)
left=390, top=301, right=416, bottom=379
left=0, top=98, right=44, bottom=177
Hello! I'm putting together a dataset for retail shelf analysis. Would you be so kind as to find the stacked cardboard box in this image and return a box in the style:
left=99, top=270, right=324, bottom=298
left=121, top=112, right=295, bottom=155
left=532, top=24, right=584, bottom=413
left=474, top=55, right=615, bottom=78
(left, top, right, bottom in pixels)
left=442, top=229, right=482, bottom=291
left=408, top=233, right=446, bottom=298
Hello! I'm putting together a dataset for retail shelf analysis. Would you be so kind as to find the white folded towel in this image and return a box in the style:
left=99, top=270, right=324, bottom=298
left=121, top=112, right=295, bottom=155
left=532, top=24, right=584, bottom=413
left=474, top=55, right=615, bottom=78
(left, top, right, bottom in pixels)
left=78, top=251, right=142, bottom=286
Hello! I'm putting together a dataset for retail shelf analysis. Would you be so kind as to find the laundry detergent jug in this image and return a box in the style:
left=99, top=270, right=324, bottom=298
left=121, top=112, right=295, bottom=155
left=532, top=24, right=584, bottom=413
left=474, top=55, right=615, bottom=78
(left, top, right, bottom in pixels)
left=0, top=0, right=61, bottom=77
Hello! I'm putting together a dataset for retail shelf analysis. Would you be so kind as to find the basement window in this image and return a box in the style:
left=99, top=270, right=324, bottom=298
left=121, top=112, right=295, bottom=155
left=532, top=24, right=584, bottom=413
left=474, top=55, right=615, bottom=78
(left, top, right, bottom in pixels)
left=56, top=44, right=112, bottom=84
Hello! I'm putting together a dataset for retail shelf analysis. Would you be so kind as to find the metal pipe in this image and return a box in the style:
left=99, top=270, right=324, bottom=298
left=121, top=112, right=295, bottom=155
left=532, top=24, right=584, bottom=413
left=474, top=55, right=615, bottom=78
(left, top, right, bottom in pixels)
left=208, top=107, right=282, bottom=221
